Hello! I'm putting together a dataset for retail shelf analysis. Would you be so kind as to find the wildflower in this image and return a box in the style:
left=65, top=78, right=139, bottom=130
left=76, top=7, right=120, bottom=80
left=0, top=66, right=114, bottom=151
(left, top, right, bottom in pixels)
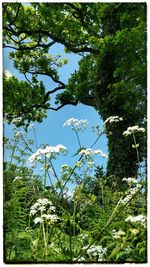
left=104, top=116, right=123, bottom=124
left=63, top=118, right=88, bottom=130
left=120, top=195, right=132, bottom=204
left=122, top=177, right=138, bottom=184
left=12, top=117, right=22, bottom=125
left=83, top=245, right=107, bottom=261
left=87, top=160, right=94, bottom=168
left=41, top=214, right=59, bottom=223
left=61, top=164, right=69, bottom=169
left=120, top=182, right=142, bottom=205
left=73, top=256, right=86, bottom=262
left=34, top=217, right=43, bottom=224
left=123, top=126, right=145, bottom=136
left=13, top=176, right=22, bottom=182
left=75, top=161, right=82, bottom=168
left=79, top=148, right=93, bottom=156
left=30, top=198, right=56, bottom=218
left=79, top=148, right=108, bottom=158
left=15, top=131, right=22, bottom=138
left=125, top=214, right=146, bottom=227
left=94, top=149, right=108, bottom=158
left=112, top=229, right=125, bottom=239
left=27, top=144, right=67, bottom=163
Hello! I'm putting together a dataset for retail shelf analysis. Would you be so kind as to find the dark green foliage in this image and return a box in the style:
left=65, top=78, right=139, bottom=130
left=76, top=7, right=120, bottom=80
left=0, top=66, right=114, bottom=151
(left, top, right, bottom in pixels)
left=3, top=2, right=147, bottom=180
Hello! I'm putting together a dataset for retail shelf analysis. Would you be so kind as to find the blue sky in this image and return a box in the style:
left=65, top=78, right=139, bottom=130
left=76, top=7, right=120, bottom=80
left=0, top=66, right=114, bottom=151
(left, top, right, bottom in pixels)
left=3, top=42, right=108, bottom=189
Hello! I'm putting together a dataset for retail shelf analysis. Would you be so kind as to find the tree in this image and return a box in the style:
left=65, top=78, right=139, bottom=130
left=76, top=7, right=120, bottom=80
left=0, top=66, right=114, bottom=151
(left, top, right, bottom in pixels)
left=3, top=3, right=147, bottom=182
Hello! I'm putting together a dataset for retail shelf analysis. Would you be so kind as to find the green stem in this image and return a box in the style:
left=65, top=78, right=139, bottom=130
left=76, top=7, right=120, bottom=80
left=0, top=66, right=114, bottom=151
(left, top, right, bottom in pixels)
left=76, top=184, right=142, bottom=261
left=73, top=126, right=82, bottom=148
left=44, top=156, right=47, bottom=189
left=33, top=128, right=38, bottom=149
left=10, top=139, right=17, bottom=164
left=132, top=132, right=140, bottom=163
left=42, top=221, right=47, bottom=258
left=36, top=223, right=41, bottom=257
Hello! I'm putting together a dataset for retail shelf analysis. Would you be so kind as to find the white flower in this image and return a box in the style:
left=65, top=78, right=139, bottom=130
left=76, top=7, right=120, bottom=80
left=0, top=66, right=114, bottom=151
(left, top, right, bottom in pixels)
left=30, top=198, right=56, bottom=217
left=87, top=160, right=94, bottom=168
left=13, top=176, right=22, bottom=182
left=61, top=164, right=69, bottom=169
left=27, top=144, right=67, bottom=163
left=79, top=148, right=108, bottom=159
left=34, top=217, right=43, bottom=224
left=38, top=206, right=46, bottom=212
left=15, top=131, right=23, bottom=138
left=125, top=214, right=146, bottom=227
left=30, top=208, right=37, bottom=216
left=104, top=116, right=123, bottom=124
left=75, top=161, right=82, bottom=168
left=63, top=118, right=88, bottom=131
left=123, top=126, right=145, bottom=136
left=94, top=149, right=108, bottom=158
left=41, top=214, right=59, bottom=223
left=83, top=245, right=107, bottom=261
left=122, top=177, right=138, bottom=184
left=112, top=229, right=126, bottom=239
left=79, top=148, right=93, bottom=156
left=12, top=117, right=22, bottom=125
left=120, top=195, right=132, bottom=204
left=74, top=256, right=86, bottom=262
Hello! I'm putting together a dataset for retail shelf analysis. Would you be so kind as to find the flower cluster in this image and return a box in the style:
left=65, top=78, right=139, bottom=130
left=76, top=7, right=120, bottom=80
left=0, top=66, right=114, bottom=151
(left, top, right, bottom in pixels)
left=123, top=126, right=145, bottom=136
left=104, top=116, right=123, bottom=124
left=122, top=177, right=138, bottom=184
left=30, top=198, right=59, bottom=225
left=13, top=176, right=22, bottom=182
left=79, top=148, right=108, bottom=158
left=11, top=117, right=22, bottom=125
left=112, top=229, right=125, bottom=239
left=83, top=245, right=107, bottom=261
left=15, top=131, right=23, bottom=138
left=28, top=144, right=67, bottom=163
left=63, top=118, right=88, bottom=131
left=125, top=214, right=146, bottom=228
left=120, top=183, right=142, bottom=205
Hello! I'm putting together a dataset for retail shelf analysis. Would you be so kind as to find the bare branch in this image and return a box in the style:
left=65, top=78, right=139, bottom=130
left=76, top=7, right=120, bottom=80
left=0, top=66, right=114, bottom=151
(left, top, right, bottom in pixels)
left=48, top=101, right=78, bottom=111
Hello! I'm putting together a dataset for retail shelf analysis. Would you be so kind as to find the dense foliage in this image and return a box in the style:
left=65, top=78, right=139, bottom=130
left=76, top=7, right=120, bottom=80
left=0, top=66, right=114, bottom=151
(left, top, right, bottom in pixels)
left=3, top=3, right=147, bottom=262
left=3, top=3, right=147, bottom=180
left=3, top=119, right=147, bottom=263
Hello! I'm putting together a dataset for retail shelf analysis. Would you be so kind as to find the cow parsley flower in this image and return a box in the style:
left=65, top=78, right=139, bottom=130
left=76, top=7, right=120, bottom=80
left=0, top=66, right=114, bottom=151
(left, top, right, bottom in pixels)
left=123, top=126, right=145, bottom=136
left=120, top=183, right=142, bottom=205
left=41, top=214, right=59, bottom=223
left=112, top=229, right=125, bottom=239
left=27, top=144, right=67, bottom=163
left=94, top=149, right=108, bottom=158
left=15, top=131, right=23, bottom=138
left=125, top=214, right=146, bottom=227
left=12, top=117, right=22, bottom=125
left=34, top=217, right=44, bottom=224
left=122, top=177, right=138, bottom=184
left=83, top=245, right=107, bottom=261
left=79, top=148, right=108, bottom=158
left=104, top=116, right=123, bottom=124
left=79, top=148, right=93, bottom=156
left=63, top=118, right=88, bottom=131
